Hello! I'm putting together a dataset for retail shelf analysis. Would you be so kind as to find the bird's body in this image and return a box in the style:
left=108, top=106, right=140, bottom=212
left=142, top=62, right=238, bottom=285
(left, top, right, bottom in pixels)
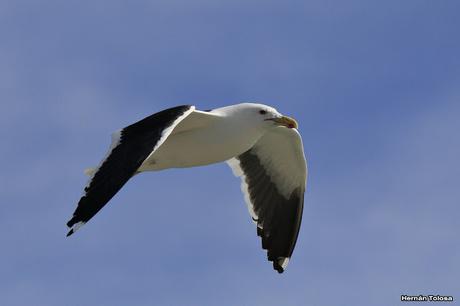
left=67, top=103, right=307, bottom=273
left=140, top=108, right=265, bottom=171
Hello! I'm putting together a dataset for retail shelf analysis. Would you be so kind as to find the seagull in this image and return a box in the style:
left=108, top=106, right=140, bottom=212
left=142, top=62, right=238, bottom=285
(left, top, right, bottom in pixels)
left=66, top=103, right=308, bottom=273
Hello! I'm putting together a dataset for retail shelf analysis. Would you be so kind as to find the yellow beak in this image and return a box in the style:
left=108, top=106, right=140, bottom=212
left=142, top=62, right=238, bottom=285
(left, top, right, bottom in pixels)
left=268, top=115, right=298, bottom=129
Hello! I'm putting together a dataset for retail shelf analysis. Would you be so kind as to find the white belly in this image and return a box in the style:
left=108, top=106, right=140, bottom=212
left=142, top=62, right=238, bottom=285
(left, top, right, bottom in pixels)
left=138, top=123, right=262, bottom=171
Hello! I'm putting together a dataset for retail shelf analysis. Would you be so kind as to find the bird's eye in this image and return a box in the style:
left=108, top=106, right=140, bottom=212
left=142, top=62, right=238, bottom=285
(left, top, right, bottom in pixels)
left=259, top=110, right=267, bottom=115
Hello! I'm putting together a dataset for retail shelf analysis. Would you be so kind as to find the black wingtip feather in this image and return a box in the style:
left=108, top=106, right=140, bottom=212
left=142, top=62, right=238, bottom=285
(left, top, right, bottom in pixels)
left=273, top=262, right=284, bottom=273
left=66, top=229, right=74, bottom=237
left=66, top=216, right=76, bottom=228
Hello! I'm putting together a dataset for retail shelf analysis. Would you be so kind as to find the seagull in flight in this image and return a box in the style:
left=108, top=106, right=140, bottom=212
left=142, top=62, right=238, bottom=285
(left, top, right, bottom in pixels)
left=67, top=103, right=308, bottom=273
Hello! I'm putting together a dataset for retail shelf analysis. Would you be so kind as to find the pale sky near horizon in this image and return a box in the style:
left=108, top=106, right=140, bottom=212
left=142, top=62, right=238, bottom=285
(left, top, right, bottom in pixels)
left=1, top=1, right=459, bottom=305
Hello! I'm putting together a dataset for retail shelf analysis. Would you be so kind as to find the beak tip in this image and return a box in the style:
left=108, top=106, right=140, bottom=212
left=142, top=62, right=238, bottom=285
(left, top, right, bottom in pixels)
left=269, top=116, right=298, bottom=129
left=284, top=116, right=298, bottom=129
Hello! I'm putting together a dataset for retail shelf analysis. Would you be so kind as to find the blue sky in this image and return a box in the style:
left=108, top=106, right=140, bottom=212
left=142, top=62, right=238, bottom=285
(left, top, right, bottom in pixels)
left=1, top=1, right=459, bottom=305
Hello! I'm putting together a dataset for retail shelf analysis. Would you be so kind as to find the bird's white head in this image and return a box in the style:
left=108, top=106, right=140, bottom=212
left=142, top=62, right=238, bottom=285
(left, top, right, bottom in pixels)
left=223, top=103, right=298, bottom=130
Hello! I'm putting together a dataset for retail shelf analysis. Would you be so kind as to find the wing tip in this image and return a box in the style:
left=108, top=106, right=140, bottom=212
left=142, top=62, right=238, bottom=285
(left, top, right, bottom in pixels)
left=66, top=220, right=86, bottom=237
left=273, top=257, right=289, bottom=273
left=273, top=263, right=284, bottom=273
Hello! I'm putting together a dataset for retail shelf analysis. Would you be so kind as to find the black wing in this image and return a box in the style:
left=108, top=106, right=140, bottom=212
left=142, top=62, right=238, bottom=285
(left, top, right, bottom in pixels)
left=227, top=128, right=307, bottom=273
left=66, top=105, right=193, bottom=236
